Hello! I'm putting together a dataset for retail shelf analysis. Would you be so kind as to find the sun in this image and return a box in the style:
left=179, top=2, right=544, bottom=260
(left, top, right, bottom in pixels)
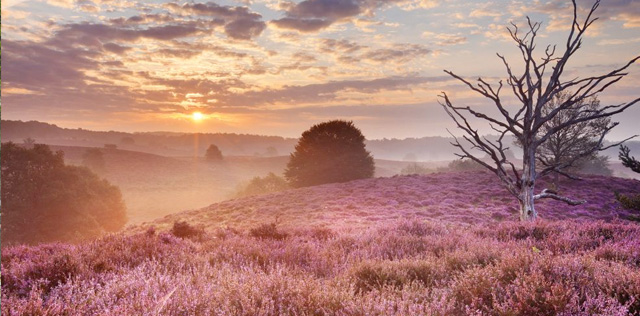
left=192, top=112, right=204, bottom=121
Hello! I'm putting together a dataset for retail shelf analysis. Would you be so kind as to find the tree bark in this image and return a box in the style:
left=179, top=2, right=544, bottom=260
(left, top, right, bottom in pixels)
left=519, top=143, right=538, bottom=221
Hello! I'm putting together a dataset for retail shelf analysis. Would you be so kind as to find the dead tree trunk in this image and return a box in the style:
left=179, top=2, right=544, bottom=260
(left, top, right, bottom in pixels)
left=439, top=0, right=639, bottom=221
left=519, top=143, right=537, bottom=221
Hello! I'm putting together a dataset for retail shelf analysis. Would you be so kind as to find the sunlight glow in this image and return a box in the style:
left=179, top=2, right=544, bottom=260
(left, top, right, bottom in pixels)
left=192, top=112, right=204, bottom=121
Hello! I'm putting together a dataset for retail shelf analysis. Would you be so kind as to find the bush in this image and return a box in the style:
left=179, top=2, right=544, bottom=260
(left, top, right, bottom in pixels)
left=285, top=120, right=375, bottom=187
left=205, top=144, right=223, bottom=161
left=446, top=158, right=486, bottom=171
left=1, top=244, right=82, bottom=297
left=1, top=142, right=127, bottom=245
left=615, top=192, right=640, bottom=211
left=249, top=223, right=288, bottom=240
left=236, top=173, right=289, bottom=197
left=350, top=259, right=445, bottom=293
left=82, top=148, right=106, bottom=174
left=170, top=221, right=205, bottom=239
left=120, top=136, right=135, bottom=145
left=400, top=163, right=432, bottom=175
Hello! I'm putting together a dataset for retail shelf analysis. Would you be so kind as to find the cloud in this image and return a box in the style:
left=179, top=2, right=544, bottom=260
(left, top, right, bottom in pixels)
left=469, top=8, right=502, bottom=18
left=271, top=17, right=334, bottom=32
left=271, top=0, right=436, bottom=33
left=166, top=2, right=266, bottom=40
left=224, top=18, right=267, bottom=39
left=422, top=32, right=467, bottom=46
left=320, top=38, right=365, bottom=54
left=597, top=36, right=640, bottom=46
left=271, top=51, right=326, bottom=75
left=320, top=39, right=431, bottom=64
left=230, top=75, right=448, bottom=106
left=109, top=14, right=179, bottom=26
left=531, top=0, right=640, bottom=31
left=357, top=44, right=431, bottom=63
left=102, top=43, right=132, bottom=55
left=2, top=39, right=101, bottom=89
left=288, top=0, right=361, bottom=19
left=54, top=23, right=202, bottom=46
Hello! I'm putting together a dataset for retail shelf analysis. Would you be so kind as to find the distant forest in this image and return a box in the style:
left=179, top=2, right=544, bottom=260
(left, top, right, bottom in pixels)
left=2, top=120, right=638, bottom=161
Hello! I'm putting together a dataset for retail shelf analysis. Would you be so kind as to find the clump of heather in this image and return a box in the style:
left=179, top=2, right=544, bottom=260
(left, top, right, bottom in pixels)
left=249, top=222, right=289, bottom=240
left=616, top=192, right=640, bottom=211
left=3, top=220, right=640, bottom=315
left=170, top=221, right=205, bottom=239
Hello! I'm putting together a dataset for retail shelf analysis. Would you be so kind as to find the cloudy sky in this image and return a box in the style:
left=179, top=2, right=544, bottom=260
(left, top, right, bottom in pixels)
left=2, top=0, right=639, bottom=139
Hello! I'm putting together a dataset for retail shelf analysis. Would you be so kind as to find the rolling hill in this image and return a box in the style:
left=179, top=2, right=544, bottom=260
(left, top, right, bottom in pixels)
left=133, top=171, right=640, bottom=232
left=47, top=145, right=439, bottom=224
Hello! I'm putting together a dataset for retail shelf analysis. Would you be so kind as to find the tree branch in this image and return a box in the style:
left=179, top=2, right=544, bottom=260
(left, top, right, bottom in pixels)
left=534, top=189, right=586, bottom=205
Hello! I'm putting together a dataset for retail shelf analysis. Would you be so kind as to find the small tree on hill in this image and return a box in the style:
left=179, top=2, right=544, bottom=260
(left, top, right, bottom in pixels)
left=205, top=144, right=223, bottom=161
left=1, top=142, right=127, bottom=244
left=620, top=145, right=640, bottom=173
left=23, top=137, right=36, bottom=149
left=440, top=0, right=639, bottom=221
left=265, top=146, right=279, bottom=157
left=83, top=148, right=106, bottom=174
left=121, top=136, right=135, bottom=145
left=285, top=120, right=375, bottom=187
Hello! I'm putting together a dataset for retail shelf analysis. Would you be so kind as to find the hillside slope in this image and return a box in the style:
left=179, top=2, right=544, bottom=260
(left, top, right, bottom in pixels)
left=51, top=145, right=429, bottom=224
left=135, top=171, right=640, bottom=232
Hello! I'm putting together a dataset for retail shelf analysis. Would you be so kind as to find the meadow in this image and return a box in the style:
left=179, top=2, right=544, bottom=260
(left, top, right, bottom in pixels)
left=2, top=171, right=640, bottom=315
left=3, top=220, right=639, bottom=315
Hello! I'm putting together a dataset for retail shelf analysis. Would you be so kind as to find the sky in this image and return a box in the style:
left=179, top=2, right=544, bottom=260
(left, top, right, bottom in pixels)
left=1, top=0, right=639, bottom=140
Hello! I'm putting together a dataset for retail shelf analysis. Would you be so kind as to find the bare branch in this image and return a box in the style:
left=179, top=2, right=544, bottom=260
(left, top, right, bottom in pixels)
left=534, top=189, right=586, bottom=205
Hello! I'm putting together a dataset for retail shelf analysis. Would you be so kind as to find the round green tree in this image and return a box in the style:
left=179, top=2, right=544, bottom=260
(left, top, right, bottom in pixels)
left=285, top=120, right=375, bottom=187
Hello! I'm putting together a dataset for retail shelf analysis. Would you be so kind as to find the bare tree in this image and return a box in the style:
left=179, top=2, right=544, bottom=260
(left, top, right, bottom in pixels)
left=440, top=0, right=639, bottom=221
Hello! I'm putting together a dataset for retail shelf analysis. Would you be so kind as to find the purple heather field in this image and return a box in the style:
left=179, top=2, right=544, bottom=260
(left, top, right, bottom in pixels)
left=3, top=171, right=640, bottom=315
